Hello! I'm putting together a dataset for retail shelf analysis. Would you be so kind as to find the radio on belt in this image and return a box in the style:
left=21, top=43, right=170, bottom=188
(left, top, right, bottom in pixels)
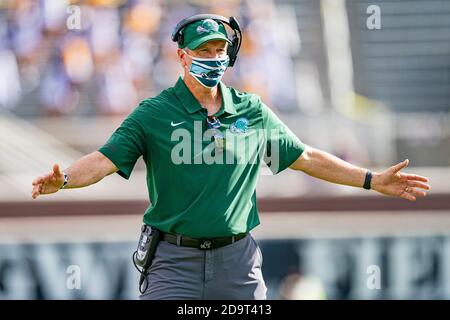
left=135, top=224, right=160, bottom=268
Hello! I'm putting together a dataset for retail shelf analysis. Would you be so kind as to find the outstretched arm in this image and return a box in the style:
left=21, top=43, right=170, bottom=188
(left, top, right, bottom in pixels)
left=31, top=151, right=118, bottom=199
left=289, top=145, right=431, bottom=201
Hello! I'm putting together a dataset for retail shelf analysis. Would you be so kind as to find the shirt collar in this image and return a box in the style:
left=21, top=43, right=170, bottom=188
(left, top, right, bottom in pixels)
left=173, top=77, right=237, bottom=116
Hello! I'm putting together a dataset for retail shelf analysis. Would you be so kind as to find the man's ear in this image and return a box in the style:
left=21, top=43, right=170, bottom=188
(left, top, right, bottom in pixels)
left=177, top=48, right=188, bottom=68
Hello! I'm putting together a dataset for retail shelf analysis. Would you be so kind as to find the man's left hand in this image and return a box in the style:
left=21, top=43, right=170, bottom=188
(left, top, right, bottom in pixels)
left=371, top=159, right=431, bottom=201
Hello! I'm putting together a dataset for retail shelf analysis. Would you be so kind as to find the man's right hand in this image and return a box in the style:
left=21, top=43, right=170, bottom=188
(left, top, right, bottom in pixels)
left=31, top=164, right=65, bottom=199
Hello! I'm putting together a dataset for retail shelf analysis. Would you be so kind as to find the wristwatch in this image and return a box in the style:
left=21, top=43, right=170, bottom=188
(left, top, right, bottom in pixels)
left=61, top=171, right=69, bottom=189
left=363, top=170, right=372, bottom=190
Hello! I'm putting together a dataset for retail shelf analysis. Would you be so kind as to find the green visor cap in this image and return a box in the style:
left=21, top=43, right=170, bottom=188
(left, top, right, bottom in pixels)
left=179, top=18, right=232, bottom=50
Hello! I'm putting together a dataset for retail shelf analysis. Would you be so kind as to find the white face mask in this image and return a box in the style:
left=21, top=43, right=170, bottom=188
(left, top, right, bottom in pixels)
left=183, top=50, right=230, bottom=88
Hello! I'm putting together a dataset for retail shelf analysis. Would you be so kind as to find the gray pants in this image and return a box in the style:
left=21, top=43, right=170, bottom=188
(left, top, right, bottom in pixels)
left=139, top=233, right=267, bottom=300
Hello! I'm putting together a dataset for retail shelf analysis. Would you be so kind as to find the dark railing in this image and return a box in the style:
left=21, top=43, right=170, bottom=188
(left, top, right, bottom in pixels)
left=1, top=193, right=449, bottom=218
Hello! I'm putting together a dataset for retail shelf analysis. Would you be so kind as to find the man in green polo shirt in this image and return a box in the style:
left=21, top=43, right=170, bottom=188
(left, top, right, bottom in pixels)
left=31, top=15, right=431, bottom=300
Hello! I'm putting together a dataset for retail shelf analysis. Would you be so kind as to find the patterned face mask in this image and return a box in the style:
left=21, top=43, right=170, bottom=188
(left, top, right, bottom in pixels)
left=183, top=50, right=229, bottom=88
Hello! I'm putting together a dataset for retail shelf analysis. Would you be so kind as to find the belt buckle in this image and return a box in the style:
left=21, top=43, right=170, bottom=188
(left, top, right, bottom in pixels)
left=199, top=239, right=213, bottom=250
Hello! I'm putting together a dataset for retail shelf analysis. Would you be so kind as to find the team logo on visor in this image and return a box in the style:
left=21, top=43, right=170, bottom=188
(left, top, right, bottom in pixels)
left=196, top=19, right=219, bottom=34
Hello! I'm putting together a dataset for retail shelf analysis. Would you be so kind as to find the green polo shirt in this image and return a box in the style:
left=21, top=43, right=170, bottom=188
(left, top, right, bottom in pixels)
left=98, top=77, right=305, bottom=237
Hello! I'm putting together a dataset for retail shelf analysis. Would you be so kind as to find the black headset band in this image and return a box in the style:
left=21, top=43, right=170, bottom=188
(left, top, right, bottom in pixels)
left=171, top=14, right=242, bottom=67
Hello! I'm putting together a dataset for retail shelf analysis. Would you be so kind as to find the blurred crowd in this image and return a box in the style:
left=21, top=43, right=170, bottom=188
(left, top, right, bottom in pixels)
left=0, top=0, right=298, bottom=117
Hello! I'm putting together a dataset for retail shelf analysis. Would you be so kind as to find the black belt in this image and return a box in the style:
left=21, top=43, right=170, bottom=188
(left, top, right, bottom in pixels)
left=161, top=232, right=248, bottom=250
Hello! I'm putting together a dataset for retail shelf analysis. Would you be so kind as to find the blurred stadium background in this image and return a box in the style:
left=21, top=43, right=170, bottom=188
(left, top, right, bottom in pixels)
left=1, top=0, right=450, bottom=299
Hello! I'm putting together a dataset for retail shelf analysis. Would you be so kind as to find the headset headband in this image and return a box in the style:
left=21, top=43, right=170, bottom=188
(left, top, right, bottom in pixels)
left=171, top=14, right=242, bottom=67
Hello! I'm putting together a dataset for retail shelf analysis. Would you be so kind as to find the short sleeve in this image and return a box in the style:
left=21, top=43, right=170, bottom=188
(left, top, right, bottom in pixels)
left=260, top=101, right=305, bottom=174
left=98, top=106, right=146, bottom=180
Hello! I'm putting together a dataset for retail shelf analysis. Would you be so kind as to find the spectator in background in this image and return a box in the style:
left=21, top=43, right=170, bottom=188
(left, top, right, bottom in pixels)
left=89, top=5, right=120, bottom=60
left=8, top=0, right=43, bottom=61
left=95, top=50, right=138, bottom=115
left=62, top=35, right=94, bottom=85
left=39, top=50, right=79, bottom=116
left=0, top=48, right=22, bottom=110
left=151, top=3, right=199, bottom=92
left=121, top=0, right=162, bottom=99
left=88, top=3, right=137, bottom=115
left=39, top=34, right=95, bottom=116
left=239, top=0, right=298, bottom=112
left=42, top=0, right=68, bottom=34
left=4, top=0, right=43, bottom=113
left=152, top=38, right=184, bottom=91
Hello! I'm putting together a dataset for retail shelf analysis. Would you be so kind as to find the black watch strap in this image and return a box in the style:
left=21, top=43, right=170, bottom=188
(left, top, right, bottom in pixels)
left=363, top=170, right=372, bottom=190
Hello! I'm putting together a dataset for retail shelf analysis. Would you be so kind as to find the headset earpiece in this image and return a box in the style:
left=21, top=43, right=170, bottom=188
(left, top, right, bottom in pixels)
left=228, top=17, right=240, bottom=31
left=177, top=30, right=184, bottom=46
left=227, top=17, right=241, bottom=67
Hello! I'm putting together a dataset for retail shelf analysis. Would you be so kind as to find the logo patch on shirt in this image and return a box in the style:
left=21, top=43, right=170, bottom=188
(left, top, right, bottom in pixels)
left=229, top=117, right=249, bottom=134
left=171, top=121, right=185, bottom=127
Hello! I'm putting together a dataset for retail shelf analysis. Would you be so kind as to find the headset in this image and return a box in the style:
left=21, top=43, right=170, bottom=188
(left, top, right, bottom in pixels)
left=171, top=14, right=242, bottom=67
